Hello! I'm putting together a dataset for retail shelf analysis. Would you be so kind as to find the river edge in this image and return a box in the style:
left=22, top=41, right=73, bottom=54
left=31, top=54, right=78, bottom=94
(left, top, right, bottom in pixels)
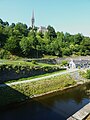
left=0, top=81, right=89, bottom=112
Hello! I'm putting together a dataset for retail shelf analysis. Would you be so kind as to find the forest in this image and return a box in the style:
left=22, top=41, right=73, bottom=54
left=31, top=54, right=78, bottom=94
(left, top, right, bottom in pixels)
left=0, top=18, right=90, bottom=59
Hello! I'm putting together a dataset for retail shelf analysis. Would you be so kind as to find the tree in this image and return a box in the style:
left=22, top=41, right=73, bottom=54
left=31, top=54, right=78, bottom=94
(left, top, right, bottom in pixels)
left=36, top=34, right=45, bottom=52
left=0, top=25, right=8, bottom=47
left=14, top=22, right=28, bottom=36
left=4, top=36, right=20, bottom=54
left=0, top=19, right=4, bottom=25
left=0, top=17, right=90, bottom=58
left=3, top=21, right=9, bottom=26
left=50, top=40, right=62, bottom=56
left=62, top=47, right=71, bottom=56
left=57, top=31, right=64, bottom=40
left=37, top=31, right=44, bottom=38
left=20, top=37, right=32, bottom=56
left=20, top=31, right=39, bottom=57
left=74, top=33, right=83, bottom=44
left=64, top=32, right=71, bottom=42
left=28, top=30, right=38, bottom=49
left=80, top=37, right=90, bottom=55
left=10, top=23, right=15, bottom=28
left=47, top=25, right=57, bottom=40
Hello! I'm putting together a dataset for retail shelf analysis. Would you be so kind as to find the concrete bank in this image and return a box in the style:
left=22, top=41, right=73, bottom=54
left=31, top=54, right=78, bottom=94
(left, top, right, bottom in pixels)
left=67, top=103, right=90, bottom=120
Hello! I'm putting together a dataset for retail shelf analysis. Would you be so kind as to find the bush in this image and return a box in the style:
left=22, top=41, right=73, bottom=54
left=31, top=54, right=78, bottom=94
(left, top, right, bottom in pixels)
left=31, top=60, right=38, bottom=65
left=86, top=70, right=90, bottom=79
left=61, top=60, right=68, bottom=66
left=0, top=49, right=11, bottom=59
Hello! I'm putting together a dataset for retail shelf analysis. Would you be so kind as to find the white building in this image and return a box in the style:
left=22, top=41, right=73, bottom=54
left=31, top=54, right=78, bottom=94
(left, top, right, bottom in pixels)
left=37, top=26, right=48, bottom=34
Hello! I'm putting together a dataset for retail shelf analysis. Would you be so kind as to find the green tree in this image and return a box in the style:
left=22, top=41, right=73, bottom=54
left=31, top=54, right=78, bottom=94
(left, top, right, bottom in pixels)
left=74, top=33, right=83, bottom=44
left=47, top=25, right=57, bottom=40
left=0, top=25, right=8, bottom=47
left=80, top=37, right=90, bottom=55
left=20, top=37, right=32, bottom=56
left=28, top=30, right=38, bottom=49
left=62, top=47, right=71, bottom=56
left=14, top=22, right=28, bottom=36
left=4, top=36, right=20, bottom=54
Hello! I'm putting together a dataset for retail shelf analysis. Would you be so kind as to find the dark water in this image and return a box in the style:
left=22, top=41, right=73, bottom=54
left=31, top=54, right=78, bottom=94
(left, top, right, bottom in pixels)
left=0, top=83, right=90, bottom=120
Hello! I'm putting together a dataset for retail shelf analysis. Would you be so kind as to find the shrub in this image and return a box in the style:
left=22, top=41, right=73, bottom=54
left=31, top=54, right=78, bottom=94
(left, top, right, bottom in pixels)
left=0, top=49, right=11, bottom=59
left=86, top=70, right=90, bottom=79
left=31, top=60, right=38, bottom=65
left=61, top=60, right=68, bottom=66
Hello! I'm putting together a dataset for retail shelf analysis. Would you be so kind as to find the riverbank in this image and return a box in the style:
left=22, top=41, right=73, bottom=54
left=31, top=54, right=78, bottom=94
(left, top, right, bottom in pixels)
left=1, top=80, right=90, bottom=113
left=0, top=73, right=76, bottom=108
left=0, top=83, right=83, bottom=112
left=0, top=68, right=90, bottom=111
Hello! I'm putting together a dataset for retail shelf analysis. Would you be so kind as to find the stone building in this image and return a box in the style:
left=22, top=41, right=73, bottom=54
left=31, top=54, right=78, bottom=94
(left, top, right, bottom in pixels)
left=37, top=26, right=48, bottom=33
left=31, top=11, right=47, bottom=33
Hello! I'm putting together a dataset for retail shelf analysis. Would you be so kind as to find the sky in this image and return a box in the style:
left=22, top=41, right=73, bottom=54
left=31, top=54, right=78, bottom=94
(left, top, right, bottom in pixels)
left=0, top=0, right=90, bottom=36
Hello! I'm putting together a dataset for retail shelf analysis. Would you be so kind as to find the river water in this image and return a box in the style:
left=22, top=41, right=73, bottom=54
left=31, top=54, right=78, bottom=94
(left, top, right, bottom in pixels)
left=0, top=83, right=90, bottom=120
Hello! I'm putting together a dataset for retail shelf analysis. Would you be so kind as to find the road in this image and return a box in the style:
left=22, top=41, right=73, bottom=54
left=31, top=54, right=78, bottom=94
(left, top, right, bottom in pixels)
left=0, top=69, right=79, bottom=87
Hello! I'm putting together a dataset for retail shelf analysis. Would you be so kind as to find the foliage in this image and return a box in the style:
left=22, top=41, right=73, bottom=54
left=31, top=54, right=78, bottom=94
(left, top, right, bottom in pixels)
left=4, top=36, right=20, bottom=54
left=61, top=60, right=68, bottom=66
left=79, top=69, right=90, bottom=79
left=0, top=18, right=90, bottom=58
left=31, top=60, right=38, bottom=65
left=0, top=49, right=11, bottom=59
left=86, top=70, right=90, bottom=79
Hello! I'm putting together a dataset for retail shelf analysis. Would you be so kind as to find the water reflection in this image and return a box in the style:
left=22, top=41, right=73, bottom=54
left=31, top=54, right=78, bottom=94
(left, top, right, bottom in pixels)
left=0, top=83, right=90, bottom=120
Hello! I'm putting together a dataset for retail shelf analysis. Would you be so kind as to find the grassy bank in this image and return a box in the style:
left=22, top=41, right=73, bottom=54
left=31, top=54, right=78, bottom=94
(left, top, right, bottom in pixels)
left=0, top=74, right=76, bottom=107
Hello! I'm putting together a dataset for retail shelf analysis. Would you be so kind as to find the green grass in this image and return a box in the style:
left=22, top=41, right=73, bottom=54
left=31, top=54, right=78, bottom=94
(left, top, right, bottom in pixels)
left=0, top=74, right=76, bottom=107
left=0, top=59, right=58, bottom=67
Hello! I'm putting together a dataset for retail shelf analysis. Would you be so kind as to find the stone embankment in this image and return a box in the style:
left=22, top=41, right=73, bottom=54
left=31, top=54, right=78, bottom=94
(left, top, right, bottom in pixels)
left=0, top=64, right=64, bottom=83
left=67, top=103, right=90, bottom=120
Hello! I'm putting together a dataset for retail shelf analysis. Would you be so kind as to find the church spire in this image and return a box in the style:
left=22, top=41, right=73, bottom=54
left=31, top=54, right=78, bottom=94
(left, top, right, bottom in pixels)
left=31, top=10, right=35, bottom=29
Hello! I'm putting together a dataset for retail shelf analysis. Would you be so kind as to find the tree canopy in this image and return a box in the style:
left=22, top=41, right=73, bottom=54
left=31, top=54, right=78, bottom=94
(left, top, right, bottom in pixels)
left=0, top=18, right=90, bottom=58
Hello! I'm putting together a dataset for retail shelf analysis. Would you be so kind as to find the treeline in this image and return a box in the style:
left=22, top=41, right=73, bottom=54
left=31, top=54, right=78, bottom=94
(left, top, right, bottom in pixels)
left=0, top=18, right=90, bottom=58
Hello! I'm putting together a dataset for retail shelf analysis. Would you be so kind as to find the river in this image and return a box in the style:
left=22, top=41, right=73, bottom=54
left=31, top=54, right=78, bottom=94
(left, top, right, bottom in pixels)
left=0, top=83, right=90, bottom=120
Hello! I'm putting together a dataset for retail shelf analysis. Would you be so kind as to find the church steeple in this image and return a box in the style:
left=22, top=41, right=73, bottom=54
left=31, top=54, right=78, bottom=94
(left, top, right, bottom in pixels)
left=31, top=10, right=35, bottom=29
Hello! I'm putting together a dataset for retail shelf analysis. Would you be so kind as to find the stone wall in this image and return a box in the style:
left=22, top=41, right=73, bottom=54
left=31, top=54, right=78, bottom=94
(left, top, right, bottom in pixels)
left=0, top=64, right=65, bottom=83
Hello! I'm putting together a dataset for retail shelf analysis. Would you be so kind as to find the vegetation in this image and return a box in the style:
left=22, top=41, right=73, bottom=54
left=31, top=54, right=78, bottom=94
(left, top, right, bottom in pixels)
left=0, top=74, right=76, bottom=107
left=61, top=60, right=68, bottom=66
left=79, top=69, right=90, bottom=79
left=0, top=61, right=66, bottom=83
left=0, top=18, right=90, bottom=59
left=11, top=74, right=76, bottom=96
left=85, top=69, right=90, bottom=79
